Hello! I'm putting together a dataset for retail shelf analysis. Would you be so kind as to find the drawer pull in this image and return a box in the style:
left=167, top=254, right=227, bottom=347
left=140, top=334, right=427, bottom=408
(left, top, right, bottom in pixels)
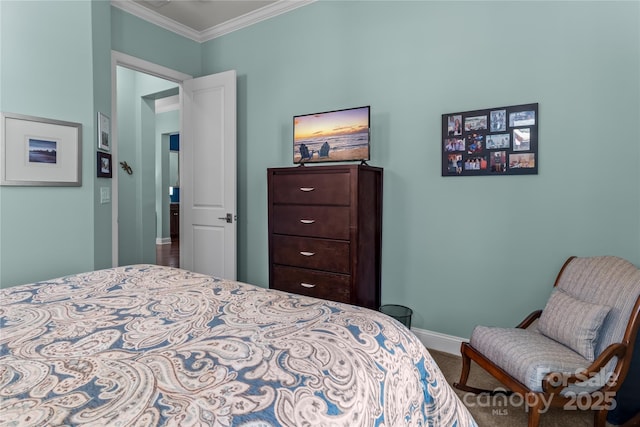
left=299, top=187, right=315, bottom=192
left=300, top=251, right=315, bottom=257
left=300, top=282, right=316, bottom=288
left=299, top=219, right=315, bottom=224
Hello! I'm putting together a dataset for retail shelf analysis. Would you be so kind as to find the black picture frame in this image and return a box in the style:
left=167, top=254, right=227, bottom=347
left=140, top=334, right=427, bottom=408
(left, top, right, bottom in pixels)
left=442, top=103, right=538, bottom=176
left=97, top=151, right=112, bottom=178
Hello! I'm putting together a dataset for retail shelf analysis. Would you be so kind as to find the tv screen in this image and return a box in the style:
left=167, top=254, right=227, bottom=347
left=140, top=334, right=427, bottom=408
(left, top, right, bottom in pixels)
left=293, top=106, right=370, bottom=164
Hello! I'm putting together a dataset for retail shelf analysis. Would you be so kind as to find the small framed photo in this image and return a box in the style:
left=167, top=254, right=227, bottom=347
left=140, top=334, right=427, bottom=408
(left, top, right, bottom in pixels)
left=444, top=137, right=465, bottom=152
left=509, top=153, right=536, bottom=169
left=513, top=128, right=531, bottom=151
left=97, top=112, right=110, bottom=152
left=464, top=115, right=487, bottom=132
left=486, top=133, right=510, bottom=149
left=509, top=110, right=536, bottom=127
left=447, top=114, right=463, bottom=136
left=97, top=151, right=112, bottom=178
left=490, top=109, right=506, bottom=132
left=1, top=112, right=82, bottom=186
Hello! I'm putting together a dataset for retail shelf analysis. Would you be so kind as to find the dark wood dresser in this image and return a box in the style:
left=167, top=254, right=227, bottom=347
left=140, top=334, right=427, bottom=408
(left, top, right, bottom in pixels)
left=170, top=204, right=179, bottom=240
left=267, top=164, right=382, bottom=309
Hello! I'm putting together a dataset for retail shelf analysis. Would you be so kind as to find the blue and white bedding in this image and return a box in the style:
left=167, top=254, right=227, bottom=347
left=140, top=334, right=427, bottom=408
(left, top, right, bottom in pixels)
left=0, top=265, right=476, bottom=426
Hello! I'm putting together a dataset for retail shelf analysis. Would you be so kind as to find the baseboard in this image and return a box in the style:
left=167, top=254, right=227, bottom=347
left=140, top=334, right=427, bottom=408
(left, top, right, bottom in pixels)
left=156, top=237, right=171, bottom=245
left=410, top=327, right=467, bottom=356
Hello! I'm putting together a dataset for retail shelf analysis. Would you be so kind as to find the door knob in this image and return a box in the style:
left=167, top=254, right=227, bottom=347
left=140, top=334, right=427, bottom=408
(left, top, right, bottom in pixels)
left=218, top=213, right=233, bottom=223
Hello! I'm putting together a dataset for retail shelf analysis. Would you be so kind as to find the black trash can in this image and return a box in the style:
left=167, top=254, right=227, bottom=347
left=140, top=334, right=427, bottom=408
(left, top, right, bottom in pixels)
left=379, top=304, right=413, bottom=328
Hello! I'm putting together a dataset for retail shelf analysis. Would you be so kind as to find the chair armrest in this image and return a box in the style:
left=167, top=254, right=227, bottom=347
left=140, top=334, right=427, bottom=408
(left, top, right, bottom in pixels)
left=516, top=310, right=542, bottom=329
left=541, top=342, right=628, bottom=394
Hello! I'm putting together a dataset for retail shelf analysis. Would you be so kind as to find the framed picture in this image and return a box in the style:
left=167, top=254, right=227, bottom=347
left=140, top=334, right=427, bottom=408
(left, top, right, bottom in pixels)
left=97, top=151, right=112, bottom=178
left=97, top=112, right=110, bottom=152
left=1, top=112, right=82, bottom=186
left=442, top=103, right=538, bottom=176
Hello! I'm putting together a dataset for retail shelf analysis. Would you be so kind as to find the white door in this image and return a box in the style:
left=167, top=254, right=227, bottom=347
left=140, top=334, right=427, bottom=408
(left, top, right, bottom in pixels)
left=181, top=70, right=237, bottom=280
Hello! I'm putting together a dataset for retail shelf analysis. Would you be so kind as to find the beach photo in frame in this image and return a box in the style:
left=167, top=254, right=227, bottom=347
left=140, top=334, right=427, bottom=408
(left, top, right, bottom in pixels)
left=1, top=112, right=82, bottom=186
left=97, top=151, right=112, bottom=178
left=97, top=112, right=110, bottom=152
left=441, top=103, right=538, bottom=177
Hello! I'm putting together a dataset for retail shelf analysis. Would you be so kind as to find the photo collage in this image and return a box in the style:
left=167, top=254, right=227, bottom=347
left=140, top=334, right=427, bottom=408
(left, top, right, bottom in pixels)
left=442, top=103, right=538, bottom=176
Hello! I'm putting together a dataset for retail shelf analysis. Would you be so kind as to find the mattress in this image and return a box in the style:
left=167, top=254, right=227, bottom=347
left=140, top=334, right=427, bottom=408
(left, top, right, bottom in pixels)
left=0, top=265, right=476, bottom=426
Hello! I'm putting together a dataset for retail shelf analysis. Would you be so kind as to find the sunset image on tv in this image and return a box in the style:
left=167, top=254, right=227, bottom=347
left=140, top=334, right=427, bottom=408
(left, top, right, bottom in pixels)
left=293, top=106, right=370, bottom=163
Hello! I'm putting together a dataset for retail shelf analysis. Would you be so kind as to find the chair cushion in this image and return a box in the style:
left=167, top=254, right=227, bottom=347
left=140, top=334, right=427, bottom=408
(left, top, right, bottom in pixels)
left=470, top=326, right=594, bottom=392
left=554, top=256, right=640, bottom=357
left=537, top=289, right=611, bottom=361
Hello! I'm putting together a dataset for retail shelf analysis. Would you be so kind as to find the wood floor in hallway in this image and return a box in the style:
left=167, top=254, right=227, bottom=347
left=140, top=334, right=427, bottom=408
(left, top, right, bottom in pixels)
left=156, top=239, right=179, bottom=268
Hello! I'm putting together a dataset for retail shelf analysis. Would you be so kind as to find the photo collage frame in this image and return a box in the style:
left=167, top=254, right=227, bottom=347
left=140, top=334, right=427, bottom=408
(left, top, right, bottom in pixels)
left=442, top=103, right=538, bottom=176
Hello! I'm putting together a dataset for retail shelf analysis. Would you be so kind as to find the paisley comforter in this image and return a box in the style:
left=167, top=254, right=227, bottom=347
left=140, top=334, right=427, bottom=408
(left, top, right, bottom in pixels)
left=0, top=265, right=476, bottom=426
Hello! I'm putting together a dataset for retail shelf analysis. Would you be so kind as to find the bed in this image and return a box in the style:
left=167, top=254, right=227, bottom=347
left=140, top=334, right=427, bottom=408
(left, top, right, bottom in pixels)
left=0, top=265, right=476, bottom=426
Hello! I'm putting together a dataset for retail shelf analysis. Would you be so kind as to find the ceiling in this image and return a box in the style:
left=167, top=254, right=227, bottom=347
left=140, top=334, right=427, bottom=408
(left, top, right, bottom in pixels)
left=112, top=0, right=313, bottom=43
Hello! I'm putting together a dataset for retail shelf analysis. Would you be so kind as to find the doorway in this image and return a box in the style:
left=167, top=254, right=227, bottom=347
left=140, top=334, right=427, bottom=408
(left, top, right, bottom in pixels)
left=111, top=52, right=191, bottom=268
left=115, top=67, right=179, bottom=266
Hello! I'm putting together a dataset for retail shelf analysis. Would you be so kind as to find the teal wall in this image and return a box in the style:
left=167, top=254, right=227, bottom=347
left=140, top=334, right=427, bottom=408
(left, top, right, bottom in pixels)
left=1, top=1, right=639, bottom=340
left=202, top=1, right=640, bottom=337
left=115, top=67, right=137, bottom=265
left=91, top=0, right=114, bottom=270
left=0, top=1, right=195, bottom=287
left=0, top=1, right=100, bottom=286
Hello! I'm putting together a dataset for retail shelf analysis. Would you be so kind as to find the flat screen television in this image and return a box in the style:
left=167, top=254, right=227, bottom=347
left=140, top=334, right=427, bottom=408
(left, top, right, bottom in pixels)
left=293, top=106, right=370, bottom=164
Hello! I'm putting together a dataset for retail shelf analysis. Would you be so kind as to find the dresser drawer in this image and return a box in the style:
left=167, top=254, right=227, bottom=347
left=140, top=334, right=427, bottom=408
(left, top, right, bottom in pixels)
left=272, top=265, right=350, bottom=303
left=272, top=205, right=350, bottom=239
left=272, top=235, right=350, bottom=274
left=271, top=172, right=350, bottom=205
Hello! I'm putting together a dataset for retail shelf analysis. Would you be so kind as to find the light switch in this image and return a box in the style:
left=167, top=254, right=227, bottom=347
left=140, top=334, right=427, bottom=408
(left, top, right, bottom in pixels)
left=100, top=187, right=111, bottom=204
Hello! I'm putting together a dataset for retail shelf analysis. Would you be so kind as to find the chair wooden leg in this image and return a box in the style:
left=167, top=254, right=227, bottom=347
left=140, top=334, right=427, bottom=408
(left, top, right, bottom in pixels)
left=453, top=344, right=508, bottom=394
left=594, top=409, right=608, bottom=427
left=527, top=409, right=541, bottom=427
left=526, top=393, right=542, bottom=427
left=453, top=344, right=472, bottom=390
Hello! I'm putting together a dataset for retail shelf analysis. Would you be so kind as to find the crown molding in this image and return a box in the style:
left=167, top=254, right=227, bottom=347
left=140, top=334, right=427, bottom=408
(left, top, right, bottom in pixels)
left=111, top=1, right=201, bottom=42
left=200, top=0, right=315, bottom=41
left=111, top=0, right=315, bottom=43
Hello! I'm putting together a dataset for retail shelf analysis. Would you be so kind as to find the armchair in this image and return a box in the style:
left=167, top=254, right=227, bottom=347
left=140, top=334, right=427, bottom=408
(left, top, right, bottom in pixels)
left=454, top=256, right=640, bottom=427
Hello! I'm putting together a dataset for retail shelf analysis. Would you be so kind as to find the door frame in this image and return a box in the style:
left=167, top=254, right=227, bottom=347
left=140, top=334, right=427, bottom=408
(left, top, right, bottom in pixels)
left=110, top=51, right=192, bottom=266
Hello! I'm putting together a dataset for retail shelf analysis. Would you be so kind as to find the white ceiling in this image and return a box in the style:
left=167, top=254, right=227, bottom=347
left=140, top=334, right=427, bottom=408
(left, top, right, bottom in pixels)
left=112, top=0, right=314, bottom=43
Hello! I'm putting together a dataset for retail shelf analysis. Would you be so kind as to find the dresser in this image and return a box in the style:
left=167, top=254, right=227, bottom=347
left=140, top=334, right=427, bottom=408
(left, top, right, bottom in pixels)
left=267, top=164, right=383, bottom=309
